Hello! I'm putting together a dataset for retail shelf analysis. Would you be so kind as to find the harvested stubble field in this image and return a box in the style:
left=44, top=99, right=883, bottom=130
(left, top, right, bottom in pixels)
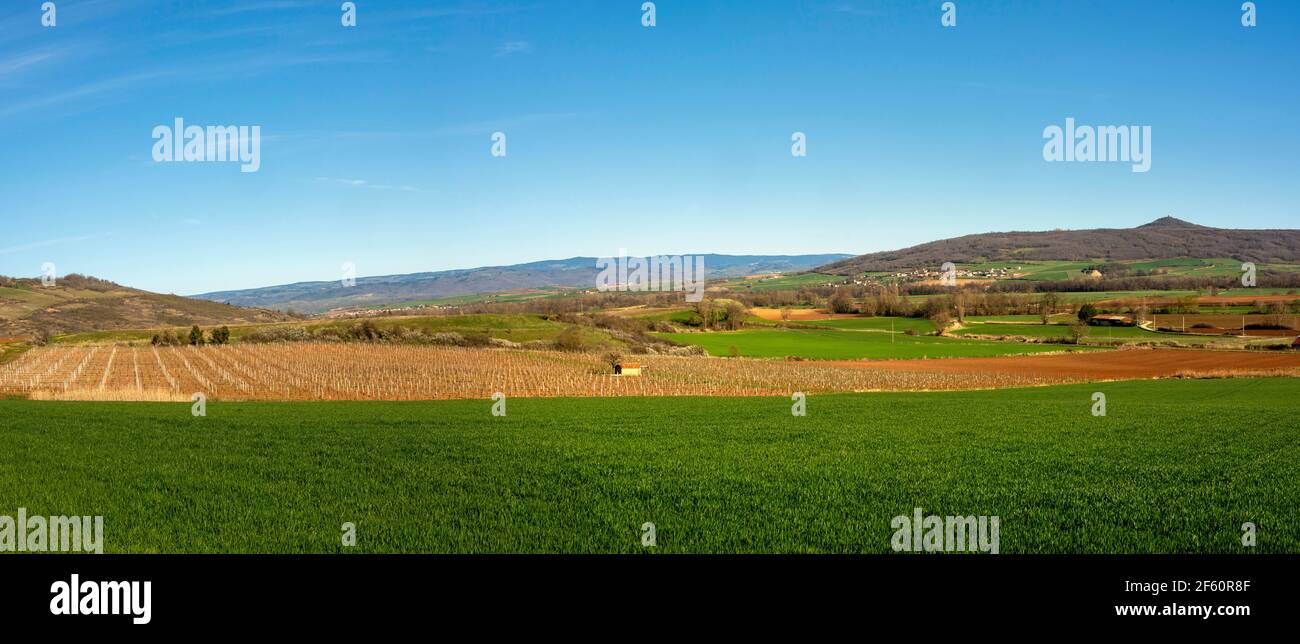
left=0, top=343, right=1086, bottom=401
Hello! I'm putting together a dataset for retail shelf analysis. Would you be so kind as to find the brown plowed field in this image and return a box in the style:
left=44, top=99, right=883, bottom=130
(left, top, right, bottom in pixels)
left=1150, top=314, right=1299, bottom=336
left=824, top=349, right=1300, bottom=380
left=606, top=306, right=683, bottom=318
left=1099, top=294, right=1300, bottom=307
left=1196, top=295, right=1300, bottom=305
left=749, top=307, right=857, bottom=321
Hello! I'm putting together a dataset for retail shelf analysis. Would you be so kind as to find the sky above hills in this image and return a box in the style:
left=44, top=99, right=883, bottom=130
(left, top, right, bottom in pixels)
left=2, top=0, right=1297, bottom=295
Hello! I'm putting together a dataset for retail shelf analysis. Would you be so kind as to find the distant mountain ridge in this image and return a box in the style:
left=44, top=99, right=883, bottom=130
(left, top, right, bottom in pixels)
left=194, top=254, right=852, bottom=314
left=819, top=217, right=1300, bottom=274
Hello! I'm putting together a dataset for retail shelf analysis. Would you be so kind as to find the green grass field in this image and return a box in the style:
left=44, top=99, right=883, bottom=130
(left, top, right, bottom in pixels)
left=953, top=323, right=1293, bottom=347
left=954, top=323, right=1170, bottom=339
left=799, top=316, right=937, bottom=333
left=654, top=327, right=1098, bottom=359
left=714, top=272, right=840, bottom=291
left=0, top=343, right=30, bottom=365
left=2, top=378, right=1295, bottom=553
left=963, top=315, right=1065, bottom=323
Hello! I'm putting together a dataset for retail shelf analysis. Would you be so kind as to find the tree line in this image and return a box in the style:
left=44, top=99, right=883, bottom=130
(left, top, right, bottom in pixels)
left=152, top=325, right=231, bottom=346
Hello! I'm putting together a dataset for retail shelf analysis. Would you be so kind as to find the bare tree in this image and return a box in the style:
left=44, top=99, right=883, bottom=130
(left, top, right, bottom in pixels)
left=1040, top=292, right=1060, bottom=324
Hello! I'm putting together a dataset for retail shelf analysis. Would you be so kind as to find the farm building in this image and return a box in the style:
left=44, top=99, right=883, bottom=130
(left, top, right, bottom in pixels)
left=1089, top=314, right=1135, bottom=327
left=614, top=362, right=642, bottom=376
left=1293, top=337, right=1300, bottom=350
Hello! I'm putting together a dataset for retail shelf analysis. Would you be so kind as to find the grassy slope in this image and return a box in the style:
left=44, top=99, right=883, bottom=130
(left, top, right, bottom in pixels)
left=654, top=327, right=1100, bottom=359
left=0, top=342, right=30, bottom=365
left=902, top=259, right=1300, bottom=282
left=0, top=283, right=291, bottom=338
left=364, top=287, right=573, bottom=310
left=1, top=378, right=1295, bottom=553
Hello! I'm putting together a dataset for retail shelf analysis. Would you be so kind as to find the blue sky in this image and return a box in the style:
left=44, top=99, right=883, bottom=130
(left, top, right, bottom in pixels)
left=2, top=0, right=1297, bottom=295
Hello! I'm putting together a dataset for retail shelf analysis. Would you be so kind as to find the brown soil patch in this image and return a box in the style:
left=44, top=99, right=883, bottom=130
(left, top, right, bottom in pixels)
left=1199, top=295, right=1300, bottom=305
left=605, top=306, right=683, bottom=318
left=1177, top=327, right=1296, bottom=337
left=821, top=349, right=1300, bottom=380
left=1150, top=314, right=1300, bottom=336
left=749, top=307, right=858, bottom=321
left=1099, top=294, right=1300, bottom=307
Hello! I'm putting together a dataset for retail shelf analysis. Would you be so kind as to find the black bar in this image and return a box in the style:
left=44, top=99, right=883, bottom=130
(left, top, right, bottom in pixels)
left=1, top=555, right=1291, bottom=631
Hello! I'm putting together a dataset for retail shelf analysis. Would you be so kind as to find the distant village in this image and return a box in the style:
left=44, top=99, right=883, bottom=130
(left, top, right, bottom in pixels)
left=887, top=266, right=1021, bottom=281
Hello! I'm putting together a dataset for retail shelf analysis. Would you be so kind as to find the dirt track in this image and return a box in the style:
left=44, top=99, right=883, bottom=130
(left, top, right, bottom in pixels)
left=823, top=349, right=1300, bottom=380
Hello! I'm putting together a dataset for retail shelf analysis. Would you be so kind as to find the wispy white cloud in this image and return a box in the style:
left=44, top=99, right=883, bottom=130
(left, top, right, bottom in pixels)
left=0, top=49, right=59, bottom=79
left=200, top=50, right=387, bottom=76
left=0, top=70, right=175, bottom=118
left=0, top=49, right=383, bottom=119
left=397, top=2, right=539, bottom=20
left=153, top=24, right=282, bottom=47
left=820, top=2, right=886, bottom=18
left=0, top=42, right=102, bottom=86
left=267, top=112, right=587, bottom=147
left=495, top=41, right=533, bottom=58
left=314, top=177, right=425, bottom=193
left=208, top=1, right=317, bottom=17
left=0, top=234, right=99, bottom=256
left=430, top=111, right=581, bottom=136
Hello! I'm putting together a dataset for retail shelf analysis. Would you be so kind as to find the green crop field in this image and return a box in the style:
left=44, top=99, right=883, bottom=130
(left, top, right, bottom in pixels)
left=1, top=378, right=1294, bottom=553
left=1217, top=287, right=1300, bottom=297
left=630, top=308, right=699, bottom=324
left=799, top=316, right=937, bottom=333
left=715, top=272, right=840, bottom=291
left=963, top=315, right=1061, bottom=323
left=1058, top=290, right=1199, bottom=303
left=654, top=327, right=1099, bottom=359
left=955, top=323, right=1172, bottom=339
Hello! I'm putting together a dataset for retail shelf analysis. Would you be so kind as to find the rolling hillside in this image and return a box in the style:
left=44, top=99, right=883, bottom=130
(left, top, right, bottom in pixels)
left=193, top=254, right=852, bottom=314
left=0, top=274, right=294, bottom=340
left=820, top=217, right=1300, bottom=274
